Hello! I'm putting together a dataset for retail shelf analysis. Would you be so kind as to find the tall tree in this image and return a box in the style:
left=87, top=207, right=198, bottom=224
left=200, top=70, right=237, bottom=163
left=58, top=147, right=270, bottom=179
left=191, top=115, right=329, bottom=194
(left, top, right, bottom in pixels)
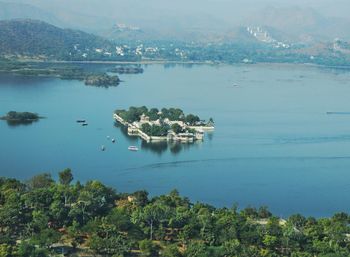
left=58, top=168, right=73, bottom=186
left=26, top=173, right=54, bottom=190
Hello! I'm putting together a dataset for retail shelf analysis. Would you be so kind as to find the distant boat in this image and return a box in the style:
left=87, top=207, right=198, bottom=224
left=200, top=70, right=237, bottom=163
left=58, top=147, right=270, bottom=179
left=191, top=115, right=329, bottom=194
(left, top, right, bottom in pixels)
left=82, top=123, right=88, bottom=126
left=128, top=146, right=138, bottom=151
left=112, top=138, right=115, bottom=143
left=101, top=145, right=106, bottom=151
left=76, top=119, right=86, bottom=123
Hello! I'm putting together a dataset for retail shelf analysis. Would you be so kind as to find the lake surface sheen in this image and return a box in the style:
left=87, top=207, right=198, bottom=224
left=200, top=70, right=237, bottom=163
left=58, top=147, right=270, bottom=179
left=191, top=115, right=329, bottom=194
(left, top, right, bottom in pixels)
left=1, top=63, right=350, bottom=217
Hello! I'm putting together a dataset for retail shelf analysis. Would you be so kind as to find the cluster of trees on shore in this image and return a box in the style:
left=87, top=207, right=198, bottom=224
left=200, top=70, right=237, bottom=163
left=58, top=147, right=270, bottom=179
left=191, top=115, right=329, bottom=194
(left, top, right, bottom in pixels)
left=1, top=170, right=350, bottom=257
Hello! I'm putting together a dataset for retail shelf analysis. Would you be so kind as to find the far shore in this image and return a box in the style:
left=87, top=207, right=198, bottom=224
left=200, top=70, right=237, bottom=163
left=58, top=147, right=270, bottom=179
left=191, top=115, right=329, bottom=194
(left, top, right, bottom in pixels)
left=14, top=59, right=350, bottom=70
left=20, top=59, right=212, bottom=65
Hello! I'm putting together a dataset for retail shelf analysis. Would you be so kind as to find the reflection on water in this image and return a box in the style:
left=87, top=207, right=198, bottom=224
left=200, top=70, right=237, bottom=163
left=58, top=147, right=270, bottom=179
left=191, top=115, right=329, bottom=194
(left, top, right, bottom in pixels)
left=207, top=131, right=214, bottom=141
left=115, top=122, right=206, bottom=155
left=163, top=63, right=195, bottom=69
left=169, top=143, right=182, bottom=155
left=141, top=141, right=168, bottom=155
left=317, top=66, right=350, bottom=75
left=4, top=119, right=39, bottom=127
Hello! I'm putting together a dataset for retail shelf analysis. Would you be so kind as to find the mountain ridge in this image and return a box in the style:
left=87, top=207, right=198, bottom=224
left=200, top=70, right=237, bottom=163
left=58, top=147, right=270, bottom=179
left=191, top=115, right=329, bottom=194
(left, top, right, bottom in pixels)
left=0, top=19, right=113, bottom=60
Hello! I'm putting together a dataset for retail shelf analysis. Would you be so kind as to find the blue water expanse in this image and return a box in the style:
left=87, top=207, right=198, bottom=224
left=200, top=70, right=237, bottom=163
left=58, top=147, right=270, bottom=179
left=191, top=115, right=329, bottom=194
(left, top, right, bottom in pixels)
left=1, top=63, right=350, bottom=217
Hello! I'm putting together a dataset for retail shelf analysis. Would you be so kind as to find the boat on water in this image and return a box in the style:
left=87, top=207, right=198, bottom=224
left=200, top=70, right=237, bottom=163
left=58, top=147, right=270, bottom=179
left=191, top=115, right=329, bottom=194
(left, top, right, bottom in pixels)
left=128, top=146, right=138, bottom=151
left=112, top=138, right=115, bottom=143
left=101, top=145, right=106, bottom=151
left=76, top=119, right=86, bottom=123
left=82, top=123, right=88, bottom=126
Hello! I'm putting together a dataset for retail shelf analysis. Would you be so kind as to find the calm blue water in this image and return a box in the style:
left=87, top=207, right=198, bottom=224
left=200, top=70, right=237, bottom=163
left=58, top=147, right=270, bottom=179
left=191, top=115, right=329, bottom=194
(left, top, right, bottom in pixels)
left=1, top=64, right=350, bottom=217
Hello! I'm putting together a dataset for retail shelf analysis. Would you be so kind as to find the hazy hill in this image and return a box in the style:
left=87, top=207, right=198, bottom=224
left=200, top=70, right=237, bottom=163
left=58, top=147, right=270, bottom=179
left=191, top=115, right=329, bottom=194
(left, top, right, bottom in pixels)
left=0, top=1, right=115, bottom=34
left=0, top=1, right=62, bottom=26
left=0, top=19, right=113, bottom=59
left=246, top=6, right=350, bottom=42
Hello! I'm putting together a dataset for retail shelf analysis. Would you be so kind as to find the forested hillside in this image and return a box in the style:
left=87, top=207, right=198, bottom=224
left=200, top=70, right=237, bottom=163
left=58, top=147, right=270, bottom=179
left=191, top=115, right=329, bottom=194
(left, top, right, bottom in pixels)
left=0, top=19, right=113, bottom=60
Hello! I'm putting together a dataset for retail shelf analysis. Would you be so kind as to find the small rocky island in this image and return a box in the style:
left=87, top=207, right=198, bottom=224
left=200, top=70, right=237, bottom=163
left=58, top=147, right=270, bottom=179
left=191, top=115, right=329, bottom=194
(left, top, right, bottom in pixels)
left=114, top=106, right=214, bottom=143
left=1, top=111, right=42, bottom=125
left=84, top=74, right=120, bottom=87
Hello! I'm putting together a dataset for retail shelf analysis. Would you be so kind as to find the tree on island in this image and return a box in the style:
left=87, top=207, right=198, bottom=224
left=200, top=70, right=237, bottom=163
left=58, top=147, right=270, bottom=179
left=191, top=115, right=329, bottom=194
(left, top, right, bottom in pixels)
left=148, top=108, right=160, bottom=121
left=141, top=123, right=170, bottom=137
left=171, top=123, right=183, bottom=134
left=185, top=114, right=200, bottom=125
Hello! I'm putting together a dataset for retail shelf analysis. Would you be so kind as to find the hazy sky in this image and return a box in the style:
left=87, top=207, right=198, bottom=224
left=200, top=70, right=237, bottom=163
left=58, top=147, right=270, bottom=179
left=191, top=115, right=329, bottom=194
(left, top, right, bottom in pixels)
left=15, top=0, right=350, bottom=22
left=6, top=0, right=350, bottom=39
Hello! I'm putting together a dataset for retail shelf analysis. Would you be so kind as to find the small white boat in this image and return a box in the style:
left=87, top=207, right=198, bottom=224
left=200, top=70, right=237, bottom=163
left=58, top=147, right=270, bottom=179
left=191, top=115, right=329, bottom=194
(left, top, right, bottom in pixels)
left=101, top=145, right=106, bottom=151
left=111, top=138, right=115, bottom=143
left=128, top=146, right=138, bottom=151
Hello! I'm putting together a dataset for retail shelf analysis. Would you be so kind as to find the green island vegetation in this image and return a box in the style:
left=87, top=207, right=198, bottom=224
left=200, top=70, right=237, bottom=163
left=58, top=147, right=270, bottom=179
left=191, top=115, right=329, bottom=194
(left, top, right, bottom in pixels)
left=115, top=107, right=213, bottom=138
left=84, top=74, right=120, bottom=87
left=0, top=111, right=41, bottom=121
left=1, top=170, right=350, bottom=257
left=0, top=60, right=120, bottom=87
left=0, top=111, right=43, bottom=126
left=115, top=106, right=205, bottom=125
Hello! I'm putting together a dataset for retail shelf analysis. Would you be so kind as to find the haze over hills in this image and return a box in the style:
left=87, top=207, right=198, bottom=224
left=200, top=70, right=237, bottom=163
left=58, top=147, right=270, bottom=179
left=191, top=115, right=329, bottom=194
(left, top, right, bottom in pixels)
left=0, top=1, right=63, bottom=27
left=246, top=6, right=350, bottom=43
left=1, top=0, right=350, bottom=44
left=0, top=2, right=350, bottom=67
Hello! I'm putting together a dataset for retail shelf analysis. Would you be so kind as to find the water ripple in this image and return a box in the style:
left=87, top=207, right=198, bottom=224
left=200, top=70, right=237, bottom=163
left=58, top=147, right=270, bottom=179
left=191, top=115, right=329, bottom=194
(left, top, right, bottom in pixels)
left=115, top=156, right=350, bottom=175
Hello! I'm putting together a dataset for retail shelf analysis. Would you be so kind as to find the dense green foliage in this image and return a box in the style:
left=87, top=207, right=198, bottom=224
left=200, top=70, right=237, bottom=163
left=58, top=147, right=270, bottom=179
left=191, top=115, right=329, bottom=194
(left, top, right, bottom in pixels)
left=141, top=123, right=170, bottom=137
left=84, top=74, right=120, bottom=87
left=1, top=171, right=350, bottom=257
left=0, top=111, right=40, bottom=121
left=115, top=106, right=202, bottom=124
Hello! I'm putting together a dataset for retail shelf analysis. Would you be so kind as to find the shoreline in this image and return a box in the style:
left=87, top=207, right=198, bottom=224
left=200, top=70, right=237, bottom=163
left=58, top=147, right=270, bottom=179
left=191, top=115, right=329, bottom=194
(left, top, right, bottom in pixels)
left=16, top=59, right=350, bottom=70
left=22, top=59, right=212, bottom=65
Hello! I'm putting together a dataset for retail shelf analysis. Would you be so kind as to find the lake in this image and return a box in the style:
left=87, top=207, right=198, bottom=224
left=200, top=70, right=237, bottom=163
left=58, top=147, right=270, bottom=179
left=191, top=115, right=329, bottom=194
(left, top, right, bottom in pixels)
left=1, top=63, right=350, bottom=217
